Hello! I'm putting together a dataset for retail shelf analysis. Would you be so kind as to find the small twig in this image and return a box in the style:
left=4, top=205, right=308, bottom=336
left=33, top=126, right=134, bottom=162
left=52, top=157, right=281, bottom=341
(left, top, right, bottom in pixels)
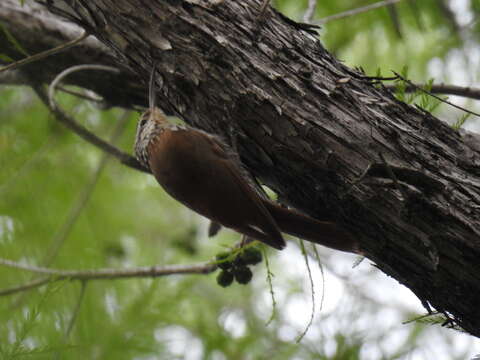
left=56, top=85, right=104, bottom=103
left=0, top=277, right=52, bottom=297
left=402, top=311, right=440, bottom=325
left=53, top=281, right=89, bottom=360
left=0, top=257, right=216, bottom=284
left=48, top=64, right=119, bottom=110
left=317, top=0, right=403, bottom=25
left=32, top=84, right=148, bottom=173
left=311, top=244, right=325, bottom=314
left=385, top=83, right=480, bottom=101
left=0, top=32, right=89, bottom=73
left=393, top=72, right=480, bottom=118
left=296, top=239, right=315, bottom=343
left=303, top=0, right=318, bottom=23
left=263, top=246, right=277, bottom=326
left=64, top=281, right=87, bottom=338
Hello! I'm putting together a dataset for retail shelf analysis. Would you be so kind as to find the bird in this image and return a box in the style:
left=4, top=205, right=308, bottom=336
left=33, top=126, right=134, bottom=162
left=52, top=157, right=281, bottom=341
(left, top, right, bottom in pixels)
left=134, top=64, right=359, bottom=253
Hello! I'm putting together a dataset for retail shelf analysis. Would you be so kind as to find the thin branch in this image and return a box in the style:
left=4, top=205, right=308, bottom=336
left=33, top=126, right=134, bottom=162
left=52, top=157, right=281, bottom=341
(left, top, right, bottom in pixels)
left=303, top=0, right=318, bottom=23
left=263, top=246, right=277, bottom=326
left=393, top=72, right=480, bottom=118
left=296, top=239, right=315, bottom=343
left=48, top=64, right=119, bottom=110
left=0, top=257, right=216, bottom=284
left=56, top=85, right=104, bottom=103
left=63, top=281, right=87, bottom=340
left=317, top=0, right=403, bottom=25
left=0, top=237, right=254, bottom=297
left=385, top=83, right=480, bottom=101
left=32, top=83, right=149, bottom=173
left=311, top=244, right=325, bottom=314
left=0, top=32, right=89, bottom=73
left=0, top=277, right=52, bottom=297
left=51, top=281, right=88, bottom=359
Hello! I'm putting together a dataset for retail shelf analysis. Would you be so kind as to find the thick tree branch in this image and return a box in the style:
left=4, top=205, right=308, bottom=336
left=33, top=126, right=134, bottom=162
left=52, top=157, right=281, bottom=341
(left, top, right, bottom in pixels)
left=0, top=31, right=89, bottom=73
left=0, top=0, right=146, bottom=107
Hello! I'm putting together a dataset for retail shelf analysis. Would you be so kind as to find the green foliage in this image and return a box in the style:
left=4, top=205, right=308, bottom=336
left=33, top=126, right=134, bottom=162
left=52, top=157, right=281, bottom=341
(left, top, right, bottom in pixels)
left=393, top=68, right=445, bottom=112
left=0, top=53, right=14, bottom=62
left=238, top=247, right=263, bottom=266
left=452, top=113, right=471, bottom=131
left=0, top=22, right=29, bottom=57
left=405, top=312, right=466, bottom=333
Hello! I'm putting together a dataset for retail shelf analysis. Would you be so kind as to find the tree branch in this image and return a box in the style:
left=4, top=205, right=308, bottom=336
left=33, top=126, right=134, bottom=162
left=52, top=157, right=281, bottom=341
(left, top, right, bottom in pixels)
left=31, top=83, right=149, bottom=173
left=393, top=72, right=480, bottom=117
left=303, top=0, right=318, bottom=23
left=0, top=277, right=53, bottom=297
left=317, top=0, right=403, bottom=24
left=0, top=31, right=89, bottom=73
left=0, top=257, right=216, bottom=293
left=0, top=0, right=146, bottom=108
left=385, top=82, right=480, bottom=101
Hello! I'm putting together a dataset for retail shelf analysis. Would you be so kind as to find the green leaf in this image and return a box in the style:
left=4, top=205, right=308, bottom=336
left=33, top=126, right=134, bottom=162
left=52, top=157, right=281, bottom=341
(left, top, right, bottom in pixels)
left=0, top=53, right=14, bottom=62
left=0, top=21, right=29, bottom=56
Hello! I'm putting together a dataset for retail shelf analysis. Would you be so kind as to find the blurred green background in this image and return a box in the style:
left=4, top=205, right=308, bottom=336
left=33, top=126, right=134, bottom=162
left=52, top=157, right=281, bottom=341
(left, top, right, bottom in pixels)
left=1, top=0, right=479, bottom=359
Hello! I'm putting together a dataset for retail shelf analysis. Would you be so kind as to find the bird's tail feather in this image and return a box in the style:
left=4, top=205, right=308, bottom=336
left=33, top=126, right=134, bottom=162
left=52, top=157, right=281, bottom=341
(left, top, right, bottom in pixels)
left=262, top=200, right=359, bottom=253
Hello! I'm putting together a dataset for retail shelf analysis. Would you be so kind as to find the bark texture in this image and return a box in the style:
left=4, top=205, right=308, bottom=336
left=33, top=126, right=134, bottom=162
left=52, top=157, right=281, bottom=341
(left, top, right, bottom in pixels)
left=1, top=0, right=480, bottom=336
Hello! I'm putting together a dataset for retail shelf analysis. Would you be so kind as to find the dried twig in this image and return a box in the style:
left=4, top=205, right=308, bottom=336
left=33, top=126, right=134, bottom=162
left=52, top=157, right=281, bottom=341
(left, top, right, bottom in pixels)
left=0, top=277, right=52, bottom=297
left=32, top=84, right=148, bottom=173
left=0, top=257, right=216, bottom=294
left=55, top=280, right=88, bottom=358
left=385, top=83, right=480, bottom=101
left=0, top=32, right=89, bottom=73
left=303, top=0, right=318, bottom=23
left=393, top=72, right=480, bottom=118
left=48, top=64, right=119, bottom=110
left=318, top=0, right=403, bottom=25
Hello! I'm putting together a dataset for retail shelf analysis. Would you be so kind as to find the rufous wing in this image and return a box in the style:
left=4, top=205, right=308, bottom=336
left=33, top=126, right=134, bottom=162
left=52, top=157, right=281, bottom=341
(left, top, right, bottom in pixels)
left=148, top=128, right=286, bottom=250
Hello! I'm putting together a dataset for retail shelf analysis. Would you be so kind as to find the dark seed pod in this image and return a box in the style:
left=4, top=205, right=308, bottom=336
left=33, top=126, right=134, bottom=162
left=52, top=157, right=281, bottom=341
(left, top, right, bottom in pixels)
left=233, top=254, right=247, bottom=267
left=216, top=270, right=234, bottom=288
left=239, top=247, right=263, bottom=266
left=234, top=266, right=253, bottom=285
left=216, top=252, right=233, bottom=270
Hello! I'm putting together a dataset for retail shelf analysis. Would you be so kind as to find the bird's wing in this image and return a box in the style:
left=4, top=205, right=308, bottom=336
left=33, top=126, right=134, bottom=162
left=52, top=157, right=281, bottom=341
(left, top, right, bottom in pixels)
left=201, top=132, right=285, bottom=249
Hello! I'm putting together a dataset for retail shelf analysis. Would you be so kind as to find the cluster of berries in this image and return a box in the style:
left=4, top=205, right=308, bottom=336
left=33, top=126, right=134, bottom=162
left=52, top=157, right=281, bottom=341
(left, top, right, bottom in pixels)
left=215, top=247, right=263, bottom=287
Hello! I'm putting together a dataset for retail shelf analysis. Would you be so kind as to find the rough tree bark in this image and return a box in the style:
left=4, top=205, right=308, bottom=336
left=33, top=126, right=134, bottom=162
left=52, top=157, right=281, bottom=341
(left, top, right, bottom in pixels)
left=1, top=0, right=480, bottom=337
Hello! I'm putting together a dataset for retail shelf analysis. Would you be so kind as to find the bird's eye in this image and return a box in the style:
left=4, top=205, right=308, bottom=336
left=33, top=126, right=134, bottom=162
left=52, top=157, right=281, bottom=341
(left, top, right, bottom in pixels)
left=138, top=116, right=148, bottom=129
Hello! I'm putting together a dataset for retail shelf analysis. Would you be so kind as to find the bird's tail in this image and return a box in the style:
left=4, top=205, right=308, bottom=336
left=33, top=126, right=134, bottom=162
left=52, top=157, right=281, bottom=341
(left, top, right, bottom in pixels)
left=262, top=200, right=359, bottom=253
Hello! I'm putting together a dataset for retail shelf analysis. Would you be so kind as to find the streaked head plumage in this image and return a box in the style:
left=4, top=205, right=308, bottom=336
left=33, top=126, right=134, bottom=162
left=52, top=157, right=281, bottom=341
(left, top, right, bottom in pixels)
left=134, top=62, right=167, bottom=168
